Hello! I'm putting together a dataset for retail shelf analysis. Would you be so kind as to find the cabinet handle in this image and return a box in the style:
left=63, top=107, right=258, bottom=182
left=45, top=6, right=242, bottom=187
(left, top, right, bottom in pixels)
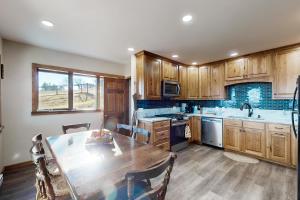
left=274, top=132, right=285, bottom=136
left=274, top=127, right=284, bottom=130
left=270, top=146, right=272, bottom=152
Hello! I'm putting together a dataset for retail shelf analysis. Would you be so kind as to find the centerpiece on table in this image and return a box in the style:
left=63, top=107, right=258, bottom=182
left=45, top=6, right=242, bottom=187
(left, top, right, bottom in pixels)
left=86, top=129, right=113, bottom=144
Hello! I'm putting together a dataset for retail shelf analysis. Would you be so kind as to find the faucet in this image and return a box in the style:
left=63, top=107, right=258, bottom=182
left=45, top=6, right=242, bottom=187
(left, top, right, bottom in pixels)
left=240, top=102, right=253, bottom=117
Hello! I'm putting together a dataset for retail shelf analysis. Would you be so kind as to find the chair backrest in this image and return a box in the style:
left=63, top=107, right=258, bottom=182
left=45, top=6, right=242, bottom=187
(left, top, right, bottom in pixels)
left=62, top=123, right=91, bottom=134
left=31, top=134, right=45, bottom=154
left=132, top=127, right=151, bottom=144
left=30, top=143, right=55, bottom=199
left=126, top=153, right=177, bottom=200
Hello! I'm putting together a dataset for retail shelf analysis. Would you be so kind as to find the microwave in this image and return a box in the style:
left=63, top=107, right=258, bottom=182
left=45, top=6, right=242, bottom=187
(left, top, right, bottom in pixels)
left=162, top=80, right=180, bottom=97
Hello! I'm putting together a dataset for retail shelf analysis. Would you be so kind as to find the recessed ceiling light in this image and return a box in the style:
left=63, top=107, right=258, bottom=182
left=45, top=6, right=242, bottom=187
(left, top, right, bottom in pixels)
left=182, top=15, right=193, bottom=23
left=172, top=55, right=178, bottom=58
left=192, top=62, right=197, bottom=65
left=230, top=52, right=239, bottom=57
left=41, top=20, right=54, bottom=27
left=128, top=47, right=135, bottom=52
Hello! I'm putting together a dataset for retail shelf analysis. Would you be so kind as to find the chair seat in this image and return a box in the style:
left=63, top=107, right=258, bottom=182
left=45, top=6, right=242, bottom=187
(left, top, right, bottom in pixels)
left=47, top=159, right=61, bottom=176
left=115, top=180, right=152, bottom=200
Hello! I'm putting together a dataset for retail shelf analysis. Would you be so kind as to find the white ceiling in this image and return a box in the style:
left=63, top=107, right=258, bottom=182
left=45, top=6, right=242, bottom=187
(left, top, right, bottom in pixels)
left=0, top=0, right=299, bottom=65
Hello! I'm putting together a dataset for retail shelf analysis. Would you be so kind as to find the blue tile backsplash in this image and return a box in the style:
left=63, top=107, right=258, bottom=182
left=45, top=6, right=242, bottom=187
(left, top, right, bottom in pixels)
left=137, top=82, right=295, bottom=110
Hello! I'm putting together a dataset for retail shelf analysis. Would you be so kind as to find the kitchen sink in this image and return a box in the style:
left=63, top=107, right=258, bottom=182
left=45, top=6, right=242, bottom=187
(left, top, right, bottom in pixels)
left=227, top=115, right=264, bottom=120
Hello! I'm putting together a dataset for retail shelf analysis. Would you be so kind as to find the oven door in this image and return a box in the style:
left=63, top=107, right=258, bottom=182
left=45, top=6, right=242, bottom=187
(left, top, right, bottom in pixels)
left=162, top=80, right=180, bottom=97
left=170, top=120, right=188, bottom=151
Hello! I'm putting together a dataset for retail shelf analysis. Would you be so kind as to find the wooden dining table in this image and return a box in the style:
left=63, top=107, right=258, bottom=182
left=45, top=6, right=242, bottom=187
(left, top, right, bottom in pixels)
left=46, top=130, right=170, bottom=200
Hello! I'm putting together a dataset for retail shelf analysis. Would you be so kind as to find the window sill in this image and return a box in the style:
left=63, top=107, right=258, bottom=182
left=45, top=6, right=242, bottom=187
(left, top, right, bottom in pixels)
left=31, top=109, right=102, bottom=116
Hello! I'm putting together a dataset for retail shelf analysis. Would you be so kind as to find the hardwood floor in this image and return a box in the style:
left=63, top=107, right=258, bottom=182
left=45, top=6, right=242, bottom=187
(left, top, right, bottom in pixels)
left=0, top=144, right=296, bottom=200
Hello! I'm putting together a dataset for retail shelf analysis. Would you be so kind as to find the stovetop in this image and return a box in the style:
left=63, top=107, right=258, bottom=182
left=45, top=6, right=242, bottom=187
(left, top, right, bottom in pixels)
left=155, top=113, right=188, bottom=121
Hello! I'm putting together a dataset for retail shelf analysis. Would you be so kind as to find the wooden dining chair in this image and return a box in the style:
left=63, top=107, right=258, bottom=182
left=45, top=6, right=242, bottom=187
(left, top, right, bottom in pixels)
left=132, top=127, right=151, bottom=144
left=30, top=144, right=70, bottom=200
left=117, top=153, right=176, bottom=200
left=117, top=123, right=134, bottom=137
left=62, top=123, right=91, bottom=134
left=31, top=134, right=60, bottom=177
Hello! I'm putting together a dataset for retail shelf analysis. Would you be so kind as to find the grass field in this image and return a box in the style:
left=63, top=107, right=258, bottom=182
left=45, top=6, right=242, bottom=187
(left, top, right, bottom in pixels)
left=38, top=88, right=97, bottom=110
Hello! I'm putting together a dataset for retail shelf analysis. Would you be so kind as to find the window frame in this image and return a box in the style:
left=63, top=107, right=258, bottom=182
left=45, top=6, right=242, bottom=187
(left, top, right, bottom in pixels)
left=32, top=63, right=124, bottom=115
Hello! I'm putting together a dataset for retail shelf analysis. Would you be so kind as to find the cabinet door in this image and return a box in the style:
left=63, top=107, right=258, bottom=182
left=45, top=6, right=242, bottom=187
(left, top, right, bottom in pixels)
left=224, top=126, right=241, bottom=151
left=187, top=66, right=199, bottom=99
left=178, top=66, right=187, bottom=99
left=291, top=129, right=297, bottom=166
left=199, top=66, right=211, bottom=99
left=144, top=56, right=161, bottom=99
left=192, top=116, right=201, bottom=143
left=225, top=58, right=246, bottom=81
left=273, top=47, right=300, bottom=99
left=246, top=53, right=271, bottom=78
left=210, top=63, right=225, bottom=99
left=242, top=128, right=266, bottom=158
left=267, top=131, right=290, bottom=165
left=162, top=61, right=178, bottom=81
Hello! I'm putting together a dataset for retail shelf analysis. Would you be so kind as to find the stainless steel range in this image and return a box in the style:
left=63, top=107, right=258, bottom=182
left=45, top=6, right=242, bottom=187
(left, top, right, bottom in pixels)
left=155, top=113, right=189, bottom=152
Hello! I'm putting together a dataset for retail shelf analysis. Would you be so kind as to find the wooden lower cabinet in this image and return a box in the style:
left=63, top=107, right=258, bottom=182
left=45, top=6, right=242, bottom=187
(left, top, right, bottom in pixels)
left=241, top=128, right=265, bottom=158
left=192, top=116, right=201, bottom=143
left=224, top=120, right=296, bottom=167
left=138, top=120, right=170, bottom=151
left=224, top=126, right=241, bottom=151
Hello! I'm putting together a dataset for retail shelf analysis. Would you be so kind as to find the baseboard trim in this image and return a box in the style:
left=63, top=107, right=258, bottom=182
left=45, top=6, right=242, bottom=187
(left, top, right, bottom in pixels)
left=4, top=161, right=33, bottom=173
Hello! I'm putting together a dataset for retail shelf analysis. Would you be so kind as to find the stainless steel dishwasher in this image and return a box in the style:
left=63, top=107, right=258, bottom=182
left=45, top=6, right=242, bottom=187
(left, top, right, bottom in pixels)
left=201, top=117, right=223, bottom=148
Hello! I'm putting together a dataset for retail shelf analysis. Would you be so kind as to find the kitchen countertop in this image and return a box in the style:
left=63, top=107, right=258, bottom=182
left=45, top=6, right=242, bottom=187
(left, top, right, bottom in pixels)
left=139, top=113, right=298, bottom=126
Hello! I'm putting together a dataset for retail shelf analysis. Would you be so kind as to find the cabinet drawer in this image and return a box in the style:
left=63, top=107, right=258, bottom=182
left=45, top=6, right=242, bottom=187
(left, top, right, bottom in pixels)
left=156, top=141, right=170, bottom=151
left=154, top=130, right=169, bottom=142
left=243, top=121, right=265, bottom=130
left=268, top=124, right=290, bottom=133
left=224, top=119, right=242, bottom=127
left=153, top=120, right=170, bottom=128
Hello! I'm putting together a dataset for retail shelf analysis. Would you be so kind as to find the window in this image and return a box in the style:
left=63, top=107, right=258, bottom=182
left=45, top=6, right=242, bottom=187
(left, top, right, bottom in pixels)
left=32, top=64, right=114, bottom=114
left=73, top=74, right=97, bottom=110
left=38, top=70, right=69, bottom=110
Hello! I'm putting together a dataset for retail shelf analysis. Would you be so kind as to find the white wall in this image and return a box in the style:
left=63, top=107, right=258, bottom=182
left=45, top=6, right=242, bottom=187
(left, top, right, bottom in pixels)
left=2, top=40, right=130, bottom=166
left=0, top=36, right=3, bottom=172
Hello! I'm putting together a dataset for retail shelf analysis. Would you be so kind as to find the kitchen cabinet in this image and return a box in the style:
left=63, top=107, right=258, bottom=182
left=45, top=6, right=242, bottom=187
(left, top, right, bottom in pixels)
left=225, top=58, right=246, bottom=81
left=210, top=62, right=226, bottom=99
left=136, top=53, right=162, bottom=99
left=191, top=116, right=201, bottom=144
left=187, top=66, right=199, bottom=99
left=266, top=124, right=291, bottom=165
left=224, top=125, right=241, bottom=151
left=178, top=66, right=187, bottom=99
left=273, top=46, right=300, bottom=99
left=138, top=120, right=170, bottom=151
left=199, top=66, right=210, bottom=99
left=162, top=60, right=178, bottom=81
left=241, top=121, right=266, bottom=158
left=199, top=63, right=225, bottom=100
left=246, top=52, right=272, bottom=78
left=291, top=129, right=297, bottom=167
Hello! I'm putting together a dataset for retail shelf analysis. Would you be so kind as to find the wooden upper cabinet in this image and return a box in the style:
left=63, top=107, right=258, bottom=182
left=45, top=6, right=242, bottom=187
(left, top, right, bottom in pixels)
left=225, top=58, right=246, bottom=81
left=178, top=66, right=187, bottom=99
left=273, top=46, right=300, bottom=99
left=136, top=53, right=162, bottom=100
left=199, top=66, right=211, bottom=99
left=187, top=66, right=199, bottom=99
left=162, top=60, right=178, bottom=81
left=210, top=63, right=226, bottom=99
left=246, top=53, right=272, bottom=78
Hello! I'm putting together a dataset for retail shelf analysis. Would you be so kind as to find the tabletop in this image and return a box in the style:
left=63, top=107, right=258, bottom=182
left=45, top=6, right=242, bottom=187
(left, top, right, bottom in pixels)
left=46, top=130, right=170, bottom=200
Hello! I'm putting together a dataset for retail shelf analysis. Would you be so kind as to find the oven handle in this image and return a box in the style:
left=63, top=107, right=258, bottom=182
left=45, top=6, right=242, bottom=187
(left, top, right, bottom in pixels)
left=172, top=121, right=188, bottom=126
